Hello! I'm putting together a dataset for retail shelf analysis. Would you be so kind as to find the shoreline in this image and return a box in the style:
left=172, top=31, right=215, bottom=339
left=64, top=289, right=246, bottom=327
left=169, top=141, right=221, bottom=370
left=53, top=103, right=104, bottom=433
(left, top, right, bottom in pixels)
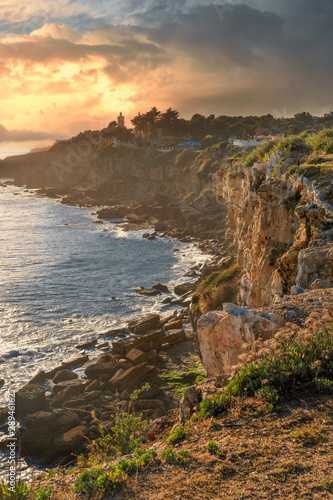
left=0, top=181, right=222, bottom=478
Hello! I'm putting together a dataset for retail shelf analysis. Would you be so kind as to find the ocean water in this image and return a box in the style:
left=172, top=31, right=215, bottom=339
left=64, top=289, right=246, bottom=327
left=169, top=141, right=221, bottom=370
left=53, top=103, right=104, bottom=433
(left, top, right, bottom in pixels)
left=0, top=182, right=208, bottom=406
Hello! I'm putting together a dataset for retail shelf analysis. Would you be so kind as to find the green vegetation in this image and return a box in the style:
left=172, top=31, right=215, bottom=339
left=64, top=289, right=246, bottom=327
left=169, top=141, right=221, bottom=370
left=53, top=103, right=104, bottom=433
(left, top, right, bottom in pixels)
left=0, top=483, right=52, bottom=500
left=158, top=358, right=207, bottom=399
left=192, top=259, right=241, bottom=313
left=198, top=328, right=333, bottom=416
left=244, top=129, right=333, bottom=176
left=161, top=448, right=190, bottom=464
left=166, top=424, right=191, bottom=445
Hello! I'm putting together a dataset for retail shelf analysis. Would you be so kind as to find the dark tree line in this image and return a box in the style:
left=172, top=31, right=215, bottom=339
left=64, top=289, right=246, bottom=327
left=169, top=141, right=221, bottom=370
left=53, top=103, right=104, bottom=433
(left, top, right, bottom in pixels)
left=105, top=107, right=333, bottom=145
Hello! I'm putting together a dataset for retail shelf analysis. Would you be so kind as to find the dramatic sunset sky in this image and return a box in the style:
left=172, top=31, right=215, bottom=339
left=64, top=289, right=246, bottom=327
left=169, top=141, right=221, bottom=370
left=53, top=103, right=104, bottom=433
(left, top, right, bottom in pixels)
left=0, top=0, right=332, bottom=151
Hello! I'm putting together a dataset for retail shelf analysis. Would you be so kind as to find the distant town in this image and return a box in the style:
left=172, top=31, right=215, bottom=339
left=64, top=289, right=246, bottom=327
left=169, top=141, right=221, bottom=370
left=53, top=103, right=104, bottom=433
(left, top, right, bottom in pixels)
left=55, top=108, right=333, bottom=152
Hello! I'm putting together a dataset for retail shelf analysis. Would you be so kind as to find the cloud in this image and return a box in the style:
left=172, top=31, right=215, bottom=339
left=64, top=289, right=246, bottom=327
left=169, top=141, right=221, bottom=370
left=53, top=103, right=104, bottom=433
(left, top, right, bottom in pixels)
left=0, top=124, right=65, bottom=142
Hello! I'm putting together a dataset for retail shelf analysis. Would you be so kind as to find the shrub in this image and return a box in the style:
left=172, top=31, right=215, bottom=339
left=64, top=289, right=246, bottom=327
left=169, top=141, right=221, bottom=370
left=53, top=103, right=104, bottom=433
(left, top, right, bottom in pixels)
left=314, top=377, right=333, bottom=394
left=0, top=482, right=29, bottom=499
left=167, top=424, right=190, bottom=444
left=198, top=328, right=333, bottom=416
left=33, top=486, right=53, bottom=500
left=161, top=448, right=190, bottom=464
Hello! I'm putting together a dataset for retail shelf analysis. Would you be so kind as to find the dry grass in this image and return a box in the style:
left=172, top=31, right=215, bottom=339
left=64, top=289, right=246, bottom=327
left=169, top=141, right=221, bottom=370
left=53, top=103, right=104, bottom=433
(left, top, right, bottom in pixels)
left=28, top=393, right=333, bottom=499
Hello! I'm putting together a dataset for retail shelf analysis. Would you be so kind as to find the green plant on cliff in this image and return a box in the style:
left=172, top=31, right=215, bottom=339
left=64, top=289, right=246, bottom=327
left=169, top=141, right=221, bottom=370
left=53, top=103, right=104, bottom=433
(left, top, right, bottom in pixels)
left=198, top=328, right=333, bottom=416
left=193, top=263, right=241, bottom=313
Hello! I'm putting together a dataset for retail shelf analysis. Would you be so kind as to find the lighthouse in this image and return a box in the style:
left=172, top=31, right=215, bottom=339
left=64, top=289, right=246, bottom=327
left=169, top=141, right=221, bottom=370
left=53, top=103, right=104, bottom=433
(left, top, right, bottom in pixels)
left=117, top=112, right=125, bottom=127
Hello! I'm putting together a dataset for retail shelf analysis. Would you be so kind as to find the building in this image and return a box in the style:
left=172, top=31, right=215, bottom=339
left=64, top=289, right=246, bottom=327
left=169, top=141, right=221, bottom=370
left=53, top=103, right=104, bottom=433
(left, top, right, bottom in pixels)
left=117, top=112, right=125, bottom=128
left=177, top=141, right=201, bottom=148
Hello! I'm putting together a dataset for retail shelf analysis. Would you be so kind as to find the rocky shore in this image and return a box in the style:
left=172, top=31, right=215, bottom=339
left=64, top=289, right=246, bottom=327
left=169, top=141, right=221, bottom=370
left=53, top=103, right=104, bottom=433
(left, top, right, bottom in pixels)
left=0, top=287, right=203, bottom=468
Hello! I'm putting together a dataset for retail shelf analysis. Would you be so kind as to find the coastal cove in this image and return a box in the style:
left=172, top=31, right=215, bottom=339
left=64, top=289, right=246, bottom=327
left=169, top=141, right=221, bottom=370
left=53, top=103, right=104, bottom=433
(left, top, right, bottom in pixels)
left=0, top=181, right=209, bottom=406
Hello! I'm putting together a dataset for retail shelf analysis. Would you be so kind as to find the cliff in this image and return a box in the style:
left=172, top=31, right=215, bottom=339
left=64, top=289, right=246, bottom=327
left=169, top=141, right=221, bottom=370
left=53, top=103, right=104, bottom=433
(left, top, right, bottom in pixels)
left=213, top=154, right=333, bottom=307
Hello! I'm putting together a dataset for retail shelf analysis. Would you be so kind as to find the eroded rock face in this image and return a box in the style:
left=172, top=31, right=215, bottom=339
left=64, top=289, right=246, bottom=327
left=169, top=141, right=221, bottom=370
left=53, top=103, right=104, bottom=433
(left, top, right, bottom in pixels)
left=197, top=306, right=284, bottom=378
left=214, top=157, right=333, bottom=307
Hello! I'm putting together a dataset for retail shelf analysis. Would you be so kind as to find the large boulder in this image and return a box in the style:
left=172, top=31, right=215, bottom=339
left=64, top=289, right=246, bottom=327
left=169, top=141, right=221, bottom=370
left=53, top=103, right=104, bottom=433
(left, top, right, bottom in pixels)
left=20, top=427, right=53, bottom=456
left=174, top=282, right=196, bottom=296
left=110, top=363, right=157, bottom=389
left=197, top=306, right=284, bottom=378
left=16, top=384, right=47, bottom=416
left=53, top=369, right=78, bottom=384
left=128, top=314, right=161, bottom=334
left=85, top=356, right=120, bottom=380
left=25, top=411, right=58, bottom=430
left=50, top=381, right=84, bottom=408
left=53, top=425, right=89, bottom=453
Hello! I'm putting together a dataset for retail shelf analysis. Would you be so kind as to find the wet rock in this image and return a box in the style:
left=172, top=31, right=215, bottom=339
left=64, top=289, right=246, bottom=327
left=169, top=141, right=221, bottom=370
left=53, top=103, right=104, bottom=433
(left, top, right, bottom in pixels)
left=20, top=427, right=53, bottom=457
left=53, top=369, right=78, bottom=384
left=136, top=287, right=160, bottom=296
left=16, top=384, right=47, bottom=416
left=97, top=207, right=124, bottom=219
left=162, top=297, right=172, bottom=304
left=25, top=411, right=58, bottom=430
left=152, top=283, right=169, bottom=292
left=50, top=381, right=84, bottom=407
left=56, top=411, right=81, bottom=431
left=128, top=314, right=161, bottom=334
left=75, top=339, right=97, bottom=350
left=174, top=282, right=196, bottom=296
left=85, top=356, right=119, bottom=380
left=53, top=425, right=89, bottom=453
left=61, top=355, right=89, bottom=369
left=28, top=371, right=46, bottom=385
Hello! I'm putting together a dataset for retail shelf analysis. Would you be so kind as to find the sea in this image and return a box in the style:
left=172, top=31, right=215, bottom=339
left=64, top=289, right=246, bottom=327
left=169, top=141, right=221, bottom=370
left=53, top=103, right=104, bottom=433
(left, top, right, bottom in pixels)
left=0, top=177, right=209, bottom=478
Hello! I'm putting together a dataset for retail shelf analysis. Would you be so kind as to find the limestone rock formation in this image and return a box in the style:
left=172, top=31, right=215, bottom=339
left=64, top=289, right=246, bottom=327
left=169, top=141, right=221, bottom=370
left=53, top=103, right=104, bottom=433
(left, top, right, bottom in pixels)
left=197, top=305, right=284, bottom=378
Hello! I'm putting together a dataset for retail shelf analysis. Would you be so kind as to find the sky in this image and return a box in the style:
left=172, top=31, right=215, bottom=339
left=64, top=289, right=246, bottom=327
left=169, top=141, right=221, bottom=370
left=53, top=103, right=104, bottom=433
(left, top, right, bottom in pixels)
left=0, top=0, right=332, bottom=148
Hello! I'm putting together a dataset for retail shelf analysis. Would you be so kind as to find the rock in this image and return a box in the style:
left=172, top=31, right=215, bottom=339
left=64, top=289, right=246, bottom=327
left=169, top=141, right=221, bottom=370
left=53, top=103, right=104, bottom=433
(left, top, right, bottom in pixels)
left=96, top=342, right=109, bottom=350
left=28, top=371, right=46, bottom=385
left=0, top=380, right=4, bottom=387
left=152, top=283, right=169, bottom=292
left=105, top=328, right=128, bottom=337
left=125, top=348, right=149, bottom=366
left=117, top=359, right=133, bottom=370
left=53, top=425, right=89, bottom=453
left=26, top=411, right=58, bottom=430
left=133, top=399, right=165, bottom=411
left=83, top=391, right=102, bottom=402
left=20, top=427, right=53, bottom=456
left=61, top=355, right=89, bottom=369
left=16, top=384, right=47, bottom=416
left=171, top=291, right=193, bottom=306
left=50, top=381, right=84, bottom=407
left=164, top=318, right=183, bottom=331
left=52, top=379, right=83, bottom=395
left=137, top=385, right=161, bottom=400
left=53, top=369, right=78, bottom=384
left=128, top=314, right=161, bottom=335
left=84, top=380, right=101, bottom=392
left=164, top=329, right=186, bottom=346
left=110, top=363, right=156, bottom=389
left=310, top=279, right=332, bottom=290
left=162, top=297, right=172, bottom=304
left=174, top=282, right=196, bottom=296
left=85, top=357, right=120, bottom=380
left=180, top=379, right=222, bottom=420
left=56, top=411, right=81, bottom=431
left=291, top=285, right=305, bottom=295
left=97, top=207, right=124, bottom=219
left=136, top=287, right=160, bottom=296
left=197, top=308, right=284, bottom=378
left=75, top=339, right=97, bottom=350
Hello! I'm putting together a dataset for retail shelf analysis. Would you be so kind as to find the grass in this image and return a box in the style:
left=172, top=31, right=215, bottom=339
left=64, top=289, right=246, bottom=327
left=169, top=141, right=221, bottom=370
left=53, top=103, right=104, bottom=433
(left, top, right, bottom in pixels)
left=192, top=260, right=241, bottom=313
left=158, top=358, right=207, bottom=400
left=244, top=129, right=333, bottom=169
left=198, top=328, right=333, bottom=417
